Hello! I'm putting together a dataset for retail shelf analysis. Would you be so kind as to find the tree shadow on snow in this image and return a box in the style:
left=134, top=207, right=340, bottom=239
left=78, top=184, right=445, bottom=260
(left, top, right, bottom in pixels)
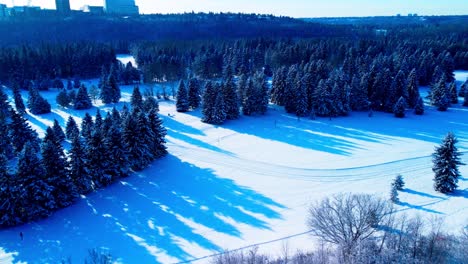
left=0, top=155, right=285, bottom=263
left=400, top=188, right=446, bottom=199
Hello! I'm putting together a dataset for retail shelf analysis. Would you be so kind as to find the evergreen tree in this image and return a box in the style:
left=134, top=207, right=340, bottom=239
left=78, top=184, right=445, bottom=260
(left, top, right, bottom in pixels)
left=449, top=82, right=458, bottom=104
left=69, top=135, right=93, bottom=194
left=270, top=66, right=287, bottom=106
left=73, top=77, right=81, bottom=89
left=109, top=65, right=121, bottom=103
left=314, top=80, right=333, bottom=117
left=406, top=68, right=420, bottom=108
left=393, top=174, right=405, bottom=190
left=65, top=116, right=80, bottom=140
left=66, top=79, right=73, bottom=90
left=0, top=153, right=17, bottom=227
left=89, top=85, right=100, bottom=103
left=0, top=120, right=13, bottom=159
left=81, top=113, right=94, bottom=140
left=74, top=84, right=93, bottom=110
left=16, top=142, right=54, bottom=222
left=255, top=72, right=269, bottom=115
left=176, top=80, right=189, bottom=112
left=350, top=75, right=368, bottom=111
left=431, top=76, right=449, bottom=111
left=188, top=77, right=201, bottom=109
left=432, top=133, right=464, bottom=193
left=12, top=84, right=26, bottom=114
left=85, top=130, right=109, bottom=187
left=414, top=96, right=425, bottom=115
left=27, top=87, right=51, bottom=115
left=223, top=77, right=240, bottom=120
left=242, top=78, right=256, bottom=116
left=131, top=86, right=143, bottom=110
left=56, top=89, right=71, bottom=108
left=390, top=182, right=399, bottom=203
left=94, top=109, right=103, bottom=132
left=147, top=108, right=167, bottom=158
left=284, top=65, right=299, bottom=114
left=41, top=127, right=77, bottom=208
left=100, top=78, right=113, bottom=104
left=103, top=121, right=129, bottom=180
left=202, top=81, right=216, bottom=123
left=211, top=85, right=227, bottom=124
left=0, top=87, right=11, bottom=120
left=393, top=96, right=406, bottom=118
left=295, top=75, right=309, bottom=117
left=8, top=109, right=40, bottom=154
left=142, top=96, right=159, bottom=113
left=122, top=111, right=154, bottom=171
left=52, top=119, right=66, bottom=143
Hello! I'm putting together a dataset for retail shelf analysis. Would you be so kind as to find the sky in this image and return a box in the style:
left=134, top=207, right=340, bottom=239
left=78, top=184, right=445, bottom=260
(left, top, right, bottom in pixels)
left=2, top=0, right=468, bottom=18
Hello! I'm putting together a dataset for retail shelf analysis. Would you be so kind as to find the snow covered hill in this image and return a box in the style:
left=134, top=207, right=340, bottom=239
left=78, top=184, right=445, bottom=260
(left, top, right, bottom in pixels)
left=0, top=71, right=467, bottom=263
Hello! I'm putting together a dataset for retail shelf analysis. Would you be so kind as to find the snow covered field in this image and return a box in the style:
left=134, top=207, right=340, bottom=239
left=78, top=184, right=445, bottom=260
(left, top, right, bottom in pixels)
left=0, top=70, right=467, bottom=263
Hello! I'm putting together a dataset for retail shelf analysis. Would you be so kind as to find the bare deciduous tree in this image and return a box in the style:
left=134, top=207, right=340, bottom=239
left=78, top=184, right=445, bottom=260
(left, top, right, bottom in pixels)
left=307, top=193, right=393, bottom=260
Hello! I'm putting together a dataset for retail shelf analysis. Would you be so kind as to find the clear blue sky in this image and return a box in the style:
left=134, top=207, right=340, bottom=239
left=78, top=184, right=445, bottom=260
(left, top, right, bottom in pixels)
left=3, top=0, right=468, bottom=17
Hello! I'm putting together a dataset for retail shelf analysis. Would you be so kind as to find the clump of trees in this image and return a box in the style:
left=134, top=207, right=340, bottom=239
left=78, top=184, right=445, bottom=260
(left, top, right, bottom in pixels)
left=0, top=93, right=167, bottom=227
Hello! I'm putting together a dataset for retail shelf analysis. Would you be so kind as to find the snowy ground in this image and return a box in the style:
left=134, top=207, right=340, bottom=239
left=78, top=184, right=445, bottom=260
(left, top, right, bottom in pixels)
left=0, top=70, right=467, bottom=263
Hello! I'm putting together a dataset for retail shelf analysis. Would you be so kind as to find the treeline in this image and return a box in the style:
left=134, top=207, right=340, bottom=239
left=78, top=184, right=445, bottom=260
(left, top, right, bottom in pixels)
left=0, top=87, right=167, bottom=227
left=0, top=42, right=116, bottom=83
left=0, top=13, right=350, bottom=47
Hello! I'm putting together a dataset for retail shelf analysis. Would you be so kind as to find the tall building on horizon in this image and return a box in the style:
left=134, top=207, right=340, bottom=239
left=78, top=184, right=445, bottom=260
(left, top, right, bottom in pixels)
left=104, top=0, right=139, bottom=15
left=55, top=0, right=71, bottom=14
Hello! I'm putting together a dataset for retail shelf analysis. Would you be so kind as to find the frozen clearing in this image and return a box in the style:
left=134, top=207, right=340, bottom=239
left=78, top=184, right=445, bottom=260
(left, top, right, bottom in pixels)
left=0, top=71, right=467, bottom=263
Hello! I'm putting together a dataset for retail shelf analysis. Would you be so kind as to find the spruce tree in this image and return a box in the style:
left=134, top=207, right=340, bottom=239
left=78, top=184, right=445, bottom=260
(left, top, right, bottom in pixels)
left=27, top=87, right=51, bottom=115
left=223, top=77, right=240, bottom=120
left=0, top=153, right=17, bottom=227
left=406, top=68, right=420, bottom=108
left=81, top=113, right=94, bottom=140
left=390, top=182, right=399, bottom=203
left=56, top=89, right=71, bottom=108
left=176, top=80, right=189, bottom=112
left=449, top=82, right=458, bottom=104
left=350, top=75, right=368, bottom=111
left=41, top=127, right=77, bottom=208
left=393, top=174, right=405, bottom=190
left=131, top=86, right=143, bottom=110
left=69, top=135, right=93, bottom=194
left=8, top=109, right=40, bottom=154
left=0, top=87, right=11, bottom=120
left=414, top=96, right=425, bottom=115
left=0, top=120, right=13, bottom=159
left=85, top=130, right=109, bottom=187
left=188, top=77, right=201, bottom=109
left=432, top=132, right=464, bottom=193
left=103, top=122, right=129, bottom=180
left=123, top=111, right=154, bottom=171
left=295, top=76, right=309, bottom=117
left=270, top=66, right=287, bottom=106
left=16, top=142, right=54, bottom=222
left=431, top=76, right=449, bottom=111
left=201, top=81, right=216, bottom=123
left=147, top=108, right=167, bottom=158
left=211, top=86, right=227, bottom=125
left=74, top=84, right=93, bottom=110
left=94, top=109, right=103, bottom=132
left=65, top=116, right=80, bottom=140
left=109, top=65, right=121, bottom=103
left=12, top=84, right=26, bottom=114
left=242, top=78, right=256, bottom=116
left=142, top=96, right=159, bottom=113
left=314, top=80, right=333, bottom=117
left=52, top=119, right=66, bottom=143
left=255, top=72, right=269, bottom=115
left=393, top=96, right=406, bottom=118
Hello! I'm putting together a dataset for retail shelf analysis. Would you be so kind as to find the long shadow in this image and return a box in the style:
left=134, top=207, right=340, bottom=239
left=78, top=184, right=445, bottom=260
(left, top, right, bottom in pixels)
left=400, top=188, right=446, bottom=199
left=0, top=155, right=284, bottom=263
left=397, top=201, right=444, bottom=215
left=450, top=188, right=468, bottom=198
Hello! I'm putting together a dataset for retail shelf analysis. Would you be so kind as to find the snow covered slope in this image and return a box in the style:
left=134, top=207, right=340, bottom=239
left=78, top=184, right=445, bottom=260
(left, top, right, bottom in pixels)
left=0, top=71, right=467, bottom=263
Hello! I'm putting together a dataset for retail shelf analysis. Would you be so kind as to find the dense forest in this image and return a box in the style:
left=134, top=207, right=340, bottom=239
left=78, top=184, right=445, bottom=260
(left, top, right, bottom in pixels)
left=0, top=12, right=467, bottom=229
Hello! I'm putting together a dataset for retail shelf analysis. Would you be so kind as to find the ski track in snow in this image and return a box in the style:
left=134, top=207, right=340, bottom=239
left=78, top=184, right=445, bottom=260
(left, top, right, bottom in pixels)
left=0, top=69, right=467, bottom=263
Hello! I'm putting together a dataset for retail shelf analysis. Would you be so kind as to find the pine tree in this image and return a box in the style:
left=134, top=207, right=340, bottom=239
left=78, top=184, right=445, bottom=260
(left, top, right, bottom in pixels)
left=432, top=133, right=464, bottom=193
left=74, top=84, right=93, bottom=110
left=12, top=84, right=26, bottom=114
left=431, top=76, right=449, bottom=111
left=89, top=85, right=100, bottom=104
left=390, top=182, right=399, bottom=203
left=393, top=174, right=405, bottom=190
left=295, top=76, right=309, bottom=117
left=85, top=130, right=110, bottom=187
left=242, top=78, right=256, bottom=116
left=314, top=80, right=333, bottom=117
left=94, top=109, right=103, bottom=132
left=131, top=86, right=143, bottom=110
left=147, top=108, right=167, bottom=158
left=0, top=153, right=17, bottom=227
left=188, top=77, right=201, bottom=109
left=16, top=142, right=54, bottom=222
left=0, top=120, right=13, bottom=159
left=65, top=116, right=80, bottom=140
left=255, top=72, right=269, bottom=115
left=449, top=82, right=458, bottom=104
left=103, top=122, right=129, bottom=180
left=27, top=87, right=51, bottom=115
left=69, top=135, right=93, bottom=194
left=109, top=65, right=121, bottom=103
left=0, top=87, right=11, bottom=120
left=41, top=127, right=77, bottom=208
left=122, top=111, right=154, bottom=171
left=8, top=109, right=40, bottom=154
left=406, top=68, right=420, bottom=108
left=223, top=77, right=240, bottom=120
left=56, top=89, right=71, bottom=108
left=284, top=65, right=299, bottom=114
left=142, top=96, right=159, bottom=113
left=81, top=113, right=94, bottom=140
left=393, top=96, right=406, bottom=118
left=202, top=81, right=216, bottom=123
left=100, top=78, right=113, bottom=104
left=414, top=96, right=425, bottom=115
left=211, top=85, right=226, bottom=124
left=52, top=119, right=66, bottom=143
left=176, top=80, right=189, bottom=112
left=350, top=75, right=368, bottom=111
left=270, top=67, right=287, bottom=106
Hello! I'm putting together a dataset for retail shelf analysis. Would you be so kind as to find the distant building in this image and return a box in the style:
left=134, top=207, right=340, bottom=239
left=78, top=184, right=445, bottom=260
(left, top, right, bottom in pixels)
left=104, top=0, right=139, bottom=15
left=56, top=0, right=71, bottom=14
left=81, top=5, right=104, bottom=15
